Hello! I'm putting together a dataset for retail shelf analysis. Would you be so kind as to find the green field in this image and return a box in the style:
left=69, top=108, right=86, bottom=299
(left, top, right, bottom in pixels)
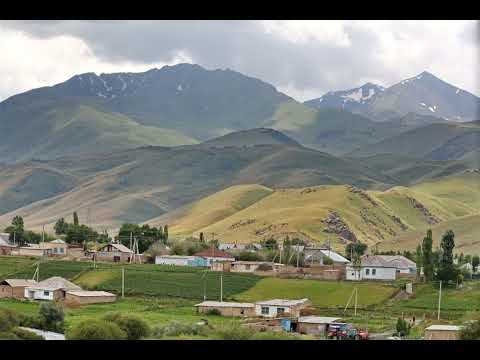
left=235, top=277, right=397, bottom=308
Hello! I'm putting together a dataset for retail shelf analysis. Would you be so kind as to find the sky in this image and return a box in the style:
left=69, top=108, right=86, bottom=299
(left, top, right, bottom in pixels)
left=0, top=20, right=478, bottom=102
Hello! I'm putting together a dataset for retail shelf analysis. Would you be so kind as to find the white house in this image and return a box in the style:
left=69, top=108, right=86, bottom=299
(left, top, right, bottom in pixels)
left=255, top=298, right=310, bottom=318
left=378, top=255, right=417, bottom=275
left=218, top=243, right=246, bottom=251
left=193, top=248, right=235, bottom=267
left=346, top=255, right=397, bottom=281
left=155, top=255, right=196, bottom=266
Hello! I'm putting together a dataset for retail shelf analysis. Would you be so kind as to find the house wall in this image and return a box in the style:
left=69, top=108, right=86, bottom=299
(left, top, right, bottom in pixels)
left=24, top=288, right=63, bottom=301
left=197, top=306, right=255, bottom=317
left=231, top=264, right=260, bottom=273
left=14, top=248, right=48, bottom=257
left=96, top=252, right=131, bottom=263
left=255, top=305, right=299, bottom=318
left=0, top=246, right=13, bottom=255
left=65, top=294, right=116, bottom=305
left=297, top=322, right=328, bottom=335
left=205, top=257, right=236, bottom=266
left=155, top=257, right=190, bottom=266
left=0, top=285, right=27, bottom=299
left=425, top=330, right=460, bottom=340
left=346, top=266, right=396, bottom=281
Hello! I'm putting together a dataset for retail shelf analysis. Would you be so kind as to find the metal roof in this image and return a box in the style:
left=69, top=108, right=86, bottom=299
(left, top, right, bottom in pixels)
left=425, top=325, right=462, bottom=331
left=377, top=255, right=417, bottom=269
left=319, top=249, right=350, bottom=263
left=156, top=255, right=197, bottom=259
left=298, top=316, right=341, bottom=324
left=255, top=298, right=310, bottom=307
left=30, top=276, right=82, bottom=291
left=99, top=243, right=134, bottom=253
left=66, top=290, right=115, bottom=297
left=194, top=301, right=255, bottom=308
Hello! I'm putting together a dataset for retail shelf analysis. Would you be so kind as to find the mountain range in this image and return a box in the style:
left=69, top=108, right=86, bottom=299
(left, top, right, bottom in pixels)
left=0, top=63, right=478, bottom=252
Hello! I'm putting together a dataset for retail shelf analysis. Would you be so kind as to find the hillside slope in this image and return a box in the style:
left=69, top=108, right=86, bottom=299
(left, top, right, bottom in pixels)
left=156, top=172, right=479, bottom=252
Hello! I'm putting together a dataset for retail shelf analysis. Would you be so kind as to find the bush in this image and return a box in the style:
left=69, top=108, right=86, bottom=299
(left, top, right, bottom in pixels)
left=257, top=263, right=273, bottom=272
left=395, top=318, right=410, bottom=337
left=0, top=331, right=19, bottom=340
left=153, top=321, right=204, bottom=338
left=251, top=331, right=296, bottom=340
left=460, top=320, right=480, bottom=340
left=214, top=323, right=254, bottom=340
left=0, top=308, right=20, bottom=332
left=12, top=327, right=43, bottom=340
left=102, top=312, right=150, bottom=340
left=237, top=251, right=263, bottom=262
left=39, top=302, right=65, bottom=333
left=67, top=319, right=127, bottom=340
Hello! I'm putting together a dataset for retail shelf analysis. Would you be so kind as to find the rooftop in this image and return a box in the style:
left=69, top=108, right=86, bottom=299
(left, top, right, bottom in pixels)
left=298, top=316, right=341, bottom=324
left=67, top=290, right=115, bottom=297
left=359, top=255, right=417, bottom=268
left=255, top=298, right=310, bottom=307
left=194, top=301, right=255, bottom=308
left=425, top=325, right=462, bottom=331
left=1, top=279, right=37, bottom=287
left=194, top=248, right=235, bottom=259
left=31, top=276, right=82, bottom=291
left=99, top=243, right=134, bottom=253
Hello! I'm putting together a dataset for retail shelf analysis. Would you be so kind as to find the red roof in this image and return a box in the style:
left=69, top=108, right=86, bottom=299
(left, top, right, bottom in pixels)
left=194, top=248, right=235, bottom=258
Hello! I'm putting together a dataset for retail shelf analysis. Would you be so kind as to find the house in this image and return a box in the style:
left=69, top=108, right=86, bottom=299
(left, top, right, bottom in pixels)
left=64, top=290, right=117, bottom=305
left=24, top=276, right=82, bottom=301
left=17, top=327, right=65, bottom=340
left=297, top=316, right=342, bottom=335
left=218, top=243, right=246, bottom=251
left=0, top=279, right=37, bottom=299
left=304, top=247, right=350, bottom=266
left=194, top=301, right=256, bottom=317
left=95, top=243, right=134, bottom=263
left=13, top=244, right=51, bottom=257
left=155, top=255, right=208, bottom=267
left=47, top=239, right=68, bottom=257
left=346, top=255, right=417, bottom=281
left=230, top=261, right=284, bottom=273
left=255, top=298, right=311, bottom=318
left=424, top=325, right=462, bottom=340
left=346, top=255, right=397, bottom=281
left=193, top=248, right=235, bottom=267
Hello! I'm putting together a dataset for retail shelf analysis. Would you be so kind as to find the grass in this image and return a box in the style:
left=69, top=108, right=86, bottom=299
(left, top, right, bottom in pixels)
left=235, top=277, right=397, bottom=308
left=0, top=256, right=36, bottom=278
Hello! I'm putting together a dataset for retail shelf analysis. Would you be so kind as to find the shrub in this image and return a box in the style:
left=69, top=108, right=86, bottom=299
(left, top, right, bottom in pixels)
left=257, top=263, right=273, bottom=272
left=12, top=327, right=43, bottom=340
left=395, top=318, right=410, bottom=337
left=67, top=319, right=127, bottom=340
left=205, top=309, right=221, bottom=316
left=102, top=312, right=150, bottom=340
left=237, top=251, right=263, bottom=262
left=38, top=302, right=65, bottom=333
left=153, top=321, right=204, bottom=338
left=0, top=308, right=20, bottom=332
left=460, top=320, right=480, bottom=340
left=214, top=323, right=254, bottom=340
left=322, top=256, right=334, bottom=265
left=0, top=331, right=19, bottom=340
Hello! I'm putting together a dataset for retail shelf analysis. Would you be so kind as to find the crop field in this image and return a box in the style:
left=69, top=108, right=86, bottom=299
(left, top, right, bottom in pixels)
left=0, top=256, right=36, bottom=278
left=234, top=277, right=398, bottom=308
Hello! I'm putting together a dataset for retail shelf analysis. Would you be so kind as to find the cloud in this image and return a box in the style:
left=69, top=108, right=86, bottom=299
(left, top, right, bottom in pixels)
left=0, top=20, right=478, bottom=101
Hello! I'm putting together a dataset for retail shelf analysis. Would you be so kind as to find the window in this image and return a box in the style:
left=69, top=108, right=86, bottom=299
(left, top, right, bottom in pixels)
left=245, top=265, right=251, bottom=270
left=43, top=291, right=50, bottom=296
left=261, top=306, right=269, bottom=315
left=365, top=268, right=370, bottom=275
left=277, top=307, right=286, bottom=315
left=372, top=269, right=376, bottom=275
left=60, top=248, right=64, bottom=253
left=53, top=248, right=58, bottom=253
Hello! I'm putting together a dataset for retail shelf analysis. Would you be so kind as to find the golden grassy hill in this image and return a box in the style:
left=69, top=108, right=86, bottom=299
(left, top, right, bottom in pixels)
left=160, top=172, right=479, bottom=253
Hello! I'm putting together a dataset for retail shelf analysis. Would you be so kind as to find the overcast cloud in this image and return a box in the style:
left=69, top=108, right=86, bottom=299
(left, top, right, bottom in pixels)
left=0, top=20, right=478, bottom=101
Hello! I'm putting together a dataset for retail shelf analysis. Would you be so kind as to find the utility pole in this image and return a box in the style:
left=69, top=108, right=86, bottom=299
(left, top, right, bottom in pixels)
left=296, top=248, right=300, bottom=268
left=122, top=267, right=125, bottom=299
left=42, top=225, right=45, bottom=244
left=354, top=287, right=358, bottom=317
left=437, top=280, right=442, bottom=320
left=220, top=271, right=223, bottom=302
left=13, top=232, right=16, bottom=246
left=129, top=232, right=133, bottom=251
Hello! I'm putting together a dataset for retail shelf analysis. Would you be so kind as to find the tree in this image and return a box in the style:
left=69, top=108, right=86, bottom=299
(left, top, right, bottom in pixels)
left=415, top=245, right=423, bottom=269
left=67, top=319, right=127, bottom=340
left=345, top=242, right=367, bottom=261
left=102, top=312, right=150, bottom=340
left=54, top=218, right=67, bottom=235
left=421, top=229, right=434, bottom=281
left=437, top=230, right=458, bottom=283
left=163, top=225, right=169, bottom=241
left=73, top=212, right=79, bottom=226
left=472, top=255, right=480, bottom=274
left=38, top=302, right=64, bottom=333
left=395, top=317, right=410, bottom=337
left=6, top=216, right=25, bottom=246
left=199, top=232, right=205, bottom=243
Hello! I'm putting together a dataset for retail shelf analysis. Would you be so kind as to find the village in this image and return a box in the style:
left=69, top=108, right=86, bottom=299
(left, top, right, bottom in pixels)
left=1, top=227, right=476, bottom=341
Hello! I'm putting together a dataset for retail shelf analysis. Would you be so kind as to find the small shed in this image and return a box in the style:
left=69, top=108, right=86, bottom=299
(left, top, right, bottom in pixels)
left=194, top=301, right=256, bottom=317
left=255, top=298, right=311, bottom=318
left=211, top=261, right=232, bottom=272
left=155, top=255, right=207, bottom=267
left=0, top=279, right=37, bottom=299
left=297, top=316, right=341, bottom=335
left=65, top=290, right=117, bottom=305
left=424, top=325, right=462, bottom=340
